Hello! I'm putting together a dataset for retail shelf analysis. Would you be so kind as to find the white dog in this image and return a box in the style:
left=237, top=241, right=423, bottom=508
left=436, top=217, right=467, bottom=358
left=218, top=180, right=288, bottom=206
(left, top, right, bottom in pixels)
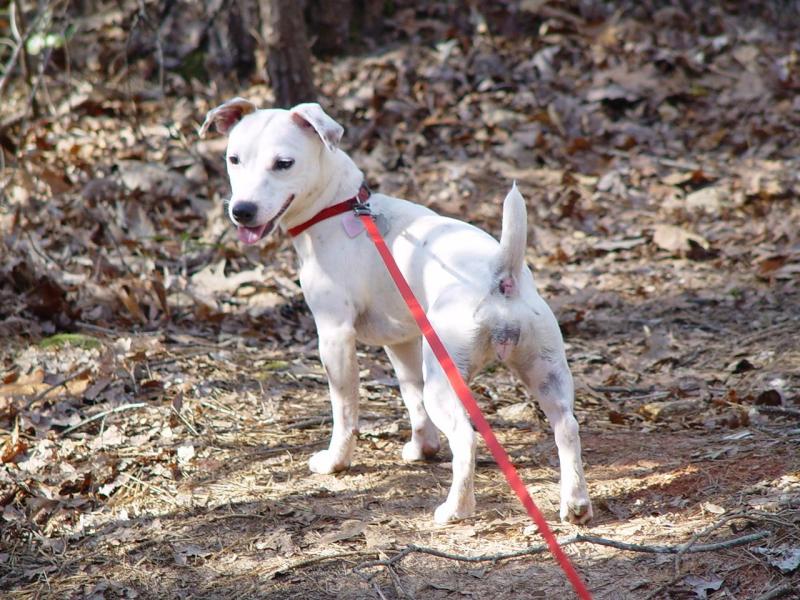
left=200, top=99, right=592, bottom=525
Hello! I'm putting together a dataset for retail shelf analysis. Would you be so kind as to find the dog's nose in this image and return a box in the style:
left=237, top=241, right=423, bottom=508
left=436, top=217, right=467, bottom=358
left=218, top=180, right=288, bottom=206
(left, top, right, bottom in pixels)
left=231, top=201, right=257, bottom=225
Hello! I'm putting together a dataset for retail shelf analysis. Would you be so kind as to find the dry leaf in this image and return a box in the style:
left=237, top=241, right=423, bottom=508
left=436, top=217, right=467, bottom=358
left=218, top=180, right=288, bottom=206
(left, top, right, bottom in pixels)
left=652, top=224, right=709, bottom=256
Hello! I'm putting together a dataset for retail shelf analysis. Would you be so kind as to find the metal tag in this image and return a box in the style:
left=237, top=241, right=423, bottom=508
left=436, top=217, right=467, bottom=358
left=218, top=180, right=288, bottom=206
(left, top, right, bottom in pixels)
left=374, top=213, right=390, bottom=236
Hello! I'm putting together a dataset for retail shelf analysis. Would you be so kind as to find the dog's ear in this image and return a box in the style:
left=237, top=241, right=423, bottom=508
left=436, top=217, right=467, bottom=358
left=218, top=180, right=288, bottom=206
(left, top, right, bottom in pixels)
left=290, top=103, right=344, bottom=152
left=199, top=97, right=257, bottom=137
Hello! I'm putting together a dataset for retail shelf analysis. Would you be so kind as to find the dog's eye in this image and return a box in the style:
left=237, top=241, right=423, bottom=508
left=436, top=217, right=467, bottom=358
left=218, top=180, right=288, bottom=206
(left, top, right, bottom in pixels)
left=228, top=155, right=240, bottom=165
left=274, top=157, right=294, bottom=171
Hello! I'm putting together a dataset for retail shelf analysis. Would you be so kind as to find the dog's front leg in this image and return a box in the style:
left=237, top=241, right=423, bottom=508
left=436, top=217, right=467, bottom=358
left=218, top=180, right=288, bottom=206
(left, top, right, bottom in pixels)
left=309, top=325, right=360, bottom=474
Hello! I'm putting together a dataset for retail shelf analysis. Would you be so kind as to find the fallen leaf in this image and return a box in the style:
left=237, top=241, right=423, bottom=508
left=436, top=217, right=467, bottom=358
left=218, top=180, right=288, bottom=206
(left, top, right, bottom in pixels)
left=317, top=520, right=367, bottom=545
left=753, top=547, right=800, bottom=574
left=172, top=543, right=211, bottom=566
left=701, top=502, right=726, bottom=515
left=639, top=399, right=704, bottom=422
left=652, top=224, right=710, bottom=257
left=176, top=442, right=195, bottom=464
left=754, top=389, right=782, bottom=406
left=683, top=574, right=724, bottom=599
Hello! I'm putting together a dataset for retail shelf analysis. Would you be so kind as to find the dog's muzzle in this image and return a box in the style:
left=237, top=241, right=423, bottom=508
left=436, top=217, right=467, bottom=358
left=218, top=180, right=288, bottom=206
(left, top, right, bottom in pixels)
left=231, top=195, right=295, bottom=245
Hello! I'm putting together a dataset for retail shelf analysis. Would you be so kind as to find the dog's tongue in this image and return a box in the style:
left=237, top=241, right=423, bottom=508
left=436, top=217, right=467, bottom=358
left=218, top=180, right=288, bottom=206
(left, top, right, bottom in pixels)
left=237, top=224, right=269, bottom=245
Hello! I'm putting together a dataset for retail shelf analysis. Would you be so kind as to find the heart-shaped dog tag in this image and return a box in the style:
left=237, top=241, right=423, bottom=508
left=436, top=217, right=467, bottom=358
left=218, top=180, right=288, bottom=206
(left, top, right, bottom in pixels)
left=341, top=212, right=366, bottom=238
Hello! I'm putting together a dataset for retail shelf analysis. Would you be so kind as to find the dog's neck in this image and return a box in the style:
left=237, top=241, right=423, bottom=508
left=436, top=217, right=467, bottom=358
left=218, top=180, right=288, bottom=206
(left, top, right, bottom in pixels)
left=280, top=149, right=364, bottom=245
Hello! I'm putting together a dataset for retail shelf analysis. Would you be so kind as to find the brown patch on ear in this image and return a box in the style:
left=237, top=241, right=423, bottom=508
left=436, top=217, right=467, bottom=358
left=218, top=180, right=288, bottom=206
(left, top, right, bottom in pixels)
left=199, top=98, right=257, bottom=137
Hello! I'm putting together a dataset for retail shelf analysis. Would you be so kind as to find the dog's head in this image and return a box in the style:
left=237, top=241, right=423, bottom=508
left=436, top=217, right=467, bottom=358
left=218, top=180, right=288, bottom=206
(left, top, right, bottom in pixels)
left=200, top=98, right=344, bottom=244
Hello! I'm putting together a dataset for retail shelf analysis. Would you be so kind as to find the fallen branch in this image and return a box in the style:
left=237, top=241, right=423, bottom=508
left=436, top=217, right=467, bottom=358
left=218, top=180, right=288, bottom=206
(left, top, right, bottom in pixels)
left=266, top=550, right=374, bottom=580
left=755, top=582, right=796, bottom=600
left=757, top=406, right=800, bottom=419
left=574, top=531, right=769, bottom=554
left=354, top=531, right=770, bottom=579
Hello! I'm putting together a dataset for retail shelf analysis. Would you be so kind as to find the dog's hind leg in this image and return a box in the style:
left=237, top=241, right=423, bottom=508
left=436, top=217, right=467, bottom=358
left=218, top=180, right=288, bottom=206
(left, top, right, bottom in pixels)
left=418, top=306, right=480, bottom=523
left=512, top=350, right=592, bottom=524
left=422, top=364, right=477, bottom=524
left=385, top=339, right=440, bottom=461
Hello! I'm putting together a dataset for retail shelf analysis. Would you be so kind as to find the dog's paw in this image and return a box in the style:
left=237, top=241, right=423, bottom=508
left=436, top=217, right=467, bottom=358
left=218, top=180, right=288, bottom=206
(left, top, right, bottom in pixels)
left=401, top=440, right=440, bottom=462
left=433, top=497, right=476, bottom=524
left=309, top=450, right=349, bottom=475
left=561, top=497, right=593, bottom=525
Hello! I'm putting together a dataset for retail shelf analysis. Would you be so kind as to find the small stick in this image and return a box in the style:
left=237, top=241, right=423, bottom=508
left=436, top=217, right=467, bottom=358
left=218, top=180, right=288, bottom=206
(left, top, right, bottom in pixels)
left=370, top=581, right=390, bottom=600
left=286, top=416, right=330, bottom=430
left=755, top=582, right=796, bottom=600
left=385, top=562, right=414, bottom=600
left=171, top=405, right=200, bottom=436
left=266, top=551, right=373, bottom=580
left=198, top=400, right=239, bottom=418
left=758, top=406, right=800, bottom=419
left=673, top=512, right=744, bottom=574
left=123, top=473, right=181, bottom=508
left=589, top=385, right=653, bottom=395
left=60, top=402, right=148, bottom=436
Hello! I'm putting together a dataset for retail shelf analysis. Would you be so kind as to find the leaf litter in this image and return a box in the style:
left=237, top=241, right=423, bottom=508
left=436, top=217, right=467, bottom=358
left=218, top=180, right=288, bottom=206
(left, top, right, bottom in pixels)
left=1, top=1, right=799, bottom=599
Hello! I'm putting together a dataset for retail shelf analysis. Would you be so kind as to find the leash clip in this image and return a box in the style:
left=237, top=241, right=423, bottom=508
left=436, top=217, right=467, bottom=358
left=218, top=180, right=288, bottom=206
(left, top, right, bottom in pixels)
left=353, top=182, right=372, bottom=216
left=353, top=201, right=372, bottom=216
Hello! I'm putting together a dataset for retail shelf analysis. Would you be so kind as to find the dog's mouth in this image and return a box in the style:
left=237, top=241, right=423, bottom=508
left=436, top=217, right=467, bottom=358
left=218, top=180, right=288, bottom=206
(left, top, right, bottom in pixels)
left=236, top=195, right=294, bottom=245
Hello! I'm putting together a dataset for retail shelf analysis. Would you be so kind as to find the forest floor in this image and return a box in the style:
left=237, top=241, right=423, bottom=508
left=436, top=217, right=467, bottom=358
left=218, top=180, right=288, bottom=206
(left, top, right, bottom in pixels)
left=1, top=1, right=799, bottom=598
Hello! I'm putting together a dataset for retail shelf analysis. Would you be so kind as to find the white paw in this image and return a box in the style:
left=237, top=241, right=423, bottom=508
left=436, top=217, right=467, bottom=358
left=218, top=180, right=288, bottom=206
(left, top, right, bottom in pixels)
left=401, top=440, right=440, bottom=462
left=561, top=496, right=593, bottom=525
left=433, top=497, right=476, bottom=524
left=309, top=449, right=349, bottom=475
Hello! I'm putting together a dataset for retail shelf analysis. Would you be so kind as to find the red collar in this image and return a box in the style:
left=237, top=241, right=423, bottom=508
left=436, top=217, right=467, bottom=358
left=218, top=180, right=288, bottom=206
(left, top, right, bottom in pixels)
left=287, top=184, right=371, bottom=237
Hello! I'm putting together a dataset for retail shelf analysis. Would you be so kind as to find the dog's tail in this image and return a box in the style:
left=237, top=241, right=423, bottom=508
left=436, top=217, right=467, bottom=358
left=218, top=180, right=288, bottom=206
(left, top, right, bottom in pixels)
left=497, top=182, right=527, bottom=286
left=475, top=183, right=529, bottom=362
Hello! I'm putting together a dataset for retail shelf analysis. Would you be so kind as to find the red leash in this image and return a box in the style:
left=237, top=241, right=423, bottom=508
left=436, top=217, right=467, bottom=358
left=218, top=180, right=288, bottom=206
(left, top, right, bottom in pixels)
left=359, top=214, right=593, bottom=600
left=289, top=191, right=593, bottom=599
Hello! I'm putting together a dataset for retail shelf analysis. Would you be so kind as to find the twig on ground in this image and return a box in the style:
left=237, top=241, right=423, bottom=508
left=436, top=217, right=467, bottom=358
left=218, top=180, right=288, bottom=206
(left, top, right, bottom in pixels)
left=757, top=406, right=800, bottom=419
left=385, top=562, right=414, bottom=600
left=370, top=581, right=390, bottom=600
left=589, top=385, right=653, bottom=395
left=265, top=551, right=374, bottom=580
left=575, top=531, right=769, bottom=554
left=354, top=531, right=771, bottom=584
left=673, top=512, right=747, bottom=574
left=123, top=472, right=181, bottom=508
left=286, top=415, right=330, bottom=430
left=755, top=582, right=796, bottom=600
left=60, top=402, right=148, bottom=436
left=75, top=321, right=124, bottom=335
left=198, top=400, right=240, bottom=418
left=171, top=405, right=200, bottom=436
left=737, top=322, right=798, bottom=348
left=0, top=4, right=46, bottom=99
